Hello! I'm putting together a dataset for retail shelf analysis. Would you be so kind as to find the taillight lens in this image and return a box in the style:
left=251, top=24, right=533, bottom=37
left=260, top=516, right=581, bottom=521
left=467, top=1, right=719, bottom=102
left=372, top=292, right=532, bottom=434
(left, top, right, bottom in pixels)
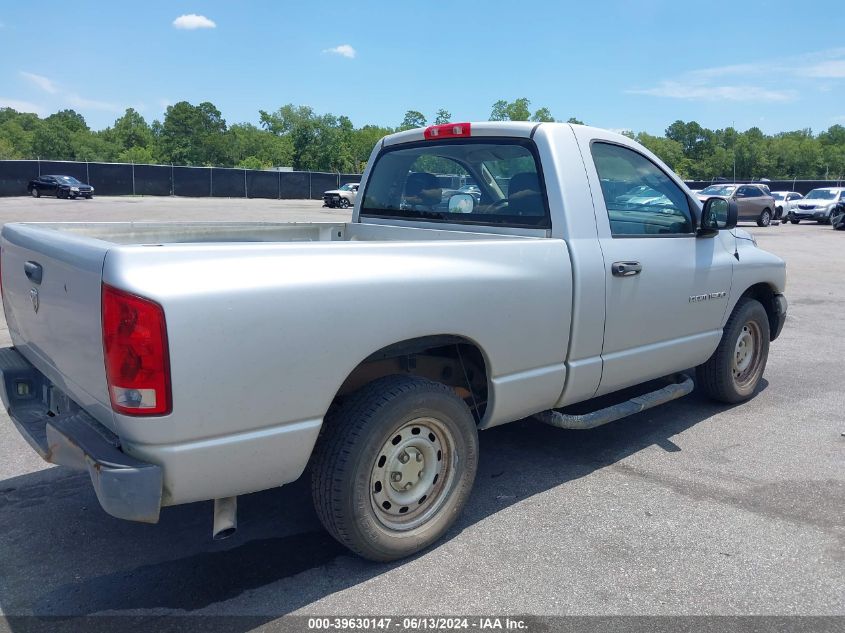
left=102, top=284, right=171, bottom=416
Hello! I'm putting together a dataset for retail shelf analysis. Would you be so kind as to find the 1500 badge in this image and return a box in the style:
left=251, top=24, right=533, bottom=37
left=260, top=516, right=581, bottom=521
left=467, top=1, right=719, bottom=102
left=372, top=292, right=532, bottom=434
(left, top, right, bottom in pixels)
left=689, top=291, right=727, bottom=303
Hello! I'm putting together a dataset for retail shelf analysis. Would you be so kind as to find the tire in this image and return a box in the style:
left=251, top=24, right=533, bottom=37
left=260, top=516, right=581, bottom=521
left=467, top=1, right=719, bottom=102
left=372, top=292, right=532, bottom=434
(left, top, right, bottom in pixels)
left=84, top=194, right=93, bottom=199
left=696, top=298, right=770, bottom=404
left=756, top=208, right=772, bottom=227
left=30, top=188, right=39, bottom=198
left=790, top=218, right=799, bottom=224
left=338, top=198, right=350, bottom=209
left=311, top=375, right=478, bottom=562
left=775, top=206, right=783, bottom=220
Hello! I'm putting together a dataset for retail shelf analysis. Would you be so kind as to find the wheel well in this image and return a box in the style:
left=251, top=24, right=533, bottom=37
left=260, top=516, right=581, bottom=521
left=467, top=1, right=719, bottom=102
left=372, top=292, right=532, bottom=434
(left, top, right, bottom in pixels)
left=740, top=283, right=779, bottom=341
left=333, top=335, right=489, bottom=423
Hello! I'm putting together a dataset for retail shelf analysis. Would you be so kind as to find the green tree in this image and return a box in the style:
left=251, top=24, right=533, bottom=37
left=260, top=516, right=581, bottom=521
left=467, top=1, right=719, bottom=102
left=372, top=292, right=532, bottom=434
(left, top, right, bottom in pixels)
left=433, top=109, right=451, bottom=125
left=158, top=101, right=228, bottom=166
left=489, top=98, right=545, bottom=122
left=108, top=108, right=153, bottom=153
left=118, top=145, right=156, bottom=164
left=400, top=110, right=427, bottom=130
left=567, top=117, right=585, bottom=125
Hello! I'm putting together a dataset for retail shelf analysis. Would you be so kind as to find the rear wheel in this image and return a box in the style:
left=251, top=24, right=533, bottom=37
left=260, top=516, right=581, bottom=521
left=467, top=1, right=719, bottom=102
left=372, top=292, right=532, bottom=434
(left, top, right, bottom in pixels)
left=757, top=208, right=772, bottom=227
left=790, top=218, right=800, bottom=224
left=311, top=375, right=478, bottom=561
left=696, top=298, right=770, bottom=403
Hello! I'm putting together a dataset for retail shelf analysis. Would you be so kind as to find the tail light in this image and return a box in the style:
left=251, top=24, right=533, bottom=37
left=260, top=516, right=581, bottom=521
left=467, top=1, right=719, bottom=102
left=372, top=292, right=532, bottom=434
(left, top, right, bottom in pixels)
left=424, top=122, right=471, bottom=140
left=102, top=284, right=171, bottom=416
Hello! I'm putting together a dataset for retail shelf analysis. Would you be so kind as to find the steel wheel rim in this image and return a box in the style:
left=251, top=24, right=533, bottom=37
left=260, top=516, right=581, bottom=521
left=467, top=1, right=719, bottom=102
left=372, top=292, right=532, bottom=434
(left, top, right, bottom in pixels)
left=732, top=320, right=762, bottom=388
left=370, top=416, right=456, bottom=531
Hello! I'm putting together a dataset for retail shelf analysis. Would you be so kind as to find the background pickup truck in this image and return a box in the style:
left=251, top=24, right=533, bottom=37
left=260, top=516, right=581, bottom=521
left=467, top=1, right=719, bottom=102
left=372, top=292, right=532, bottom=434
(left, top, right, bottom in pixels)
left=0, top=122, right=787, bottom=562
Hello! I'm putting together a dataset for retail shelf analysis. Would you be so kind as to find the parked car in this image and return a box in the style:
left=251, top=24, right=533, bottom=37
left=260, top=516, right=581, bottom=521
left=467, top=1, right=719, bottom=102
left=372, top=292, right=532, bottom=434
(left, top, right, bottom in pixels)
left=27, top=175, right=94, bottom=199
left=0, top=122, right=786, bottom=562
left=788, top=187, right=845, bottom=224
left=697, top=183, right=777, bottom=227
left=831, top=201, right=845, bottom=230
left=771, top=191, right=804, bottom=222
left=323, top=182, right=359, bottom=208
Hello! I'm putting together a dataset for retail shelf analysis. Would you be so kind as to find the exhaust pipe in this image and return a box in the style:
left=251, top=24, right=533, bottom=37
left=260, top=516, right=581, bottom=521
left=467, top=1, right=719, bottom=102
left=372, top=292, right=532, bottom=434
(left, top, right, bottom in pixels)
left=212, top=496, right=237, bottom=540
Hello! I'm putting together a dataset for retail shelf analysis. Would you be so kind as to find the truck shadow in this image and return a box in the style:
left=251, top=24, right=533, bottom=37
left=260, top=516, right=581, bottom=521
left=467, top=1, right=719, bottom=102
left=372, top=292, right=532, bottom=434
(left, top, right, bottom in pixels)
left=0, top=386, right=757, bottom=626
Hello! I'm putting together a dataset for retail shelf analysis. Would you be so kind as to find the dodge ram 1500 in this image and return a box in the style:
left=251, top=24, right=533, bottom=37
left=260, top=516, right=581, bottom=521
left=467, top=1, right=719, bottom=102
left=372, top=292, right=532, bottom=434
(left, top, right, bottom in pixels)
left=0, top=122, right=787, bottom=561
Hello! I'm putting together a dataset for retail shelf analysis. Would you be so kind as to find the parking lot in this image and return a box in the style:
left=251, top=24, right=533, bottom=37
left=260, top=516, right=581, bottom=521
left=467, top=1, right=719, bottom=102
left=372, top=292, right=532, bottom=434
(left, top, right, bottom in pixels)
left=0, top=197, right=842, bottom=622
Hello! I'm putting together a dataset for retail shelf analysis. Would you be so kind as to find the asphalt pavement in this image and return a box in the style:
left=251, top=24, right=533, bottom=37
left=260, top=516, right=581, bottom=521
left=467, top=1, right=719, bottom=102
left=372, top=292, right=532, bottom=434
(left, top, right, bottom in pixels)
left=0, top=197, right=841, bottom=625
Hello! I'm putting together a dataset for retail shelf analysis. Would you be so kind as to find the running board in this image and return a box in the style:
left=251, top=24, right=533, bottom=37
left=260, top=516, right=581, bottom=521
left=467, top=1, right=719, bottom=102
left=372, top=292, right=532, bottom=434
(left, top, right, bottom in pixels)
left=534, top=374, right=694, bottom=430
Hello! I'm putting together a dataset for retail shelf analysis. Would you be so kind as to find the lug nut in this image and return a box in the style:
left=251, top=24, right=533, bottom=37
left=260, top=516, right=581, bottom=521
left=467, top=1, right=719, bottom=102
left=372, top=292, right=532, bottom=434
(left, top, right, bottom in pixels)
left=399, top=452, right=409, bottom=464
left=391, top=472, right=402, bottom=482
left=415, top=452, right=423, bottom=462
left=404, top=482, right=413, bottom=490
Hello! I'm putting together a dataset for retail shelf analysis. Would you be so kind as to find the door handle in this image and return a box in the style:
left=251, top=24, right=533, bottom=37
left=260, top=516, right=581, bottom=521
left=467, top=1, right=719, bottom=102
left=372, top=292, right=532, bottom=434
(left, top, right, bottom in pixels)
left=611, top=261, right=642, bottom=277
left=24, top=261, right=43, bottom=285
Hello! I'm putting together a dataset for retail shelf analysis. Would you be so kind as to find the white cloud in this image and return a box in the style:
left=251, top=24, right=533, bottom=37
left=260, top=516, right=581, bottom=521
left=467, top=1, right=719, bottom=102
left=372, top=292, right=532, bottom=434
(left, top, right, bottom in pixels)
left=629, top=47, right=845, bottom=104
left=323, top=44, right=356, bottom=59
left=629, top=81, right=794, bottom=103
left=172, top=14, right=216, bottom=30
left=0, top=97, right=44, bottom=114
left=66, top=93, right=121, bottom=112
left=806, top=60, right=845, bottom=78
left=20, top=71, right=58, bottom=94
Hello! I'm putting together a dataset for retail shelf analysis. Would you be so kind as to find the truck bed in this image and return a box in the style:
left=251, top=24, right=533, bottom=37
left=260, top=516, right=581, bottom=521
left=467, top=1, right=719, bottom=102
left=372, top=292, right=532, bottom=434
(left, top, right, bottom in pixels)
left=1, top=220, right=571, bottom=504
left=22, top=221, right=514, bottom=246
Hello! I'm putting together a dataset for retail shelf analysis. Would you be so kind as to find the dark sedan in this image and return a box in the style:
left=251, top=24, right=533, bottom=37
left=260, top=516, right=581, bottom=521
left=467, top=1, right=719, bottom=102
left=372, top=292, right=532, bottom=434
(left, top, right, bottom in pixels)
left=27, top=175, right=94, bottom=199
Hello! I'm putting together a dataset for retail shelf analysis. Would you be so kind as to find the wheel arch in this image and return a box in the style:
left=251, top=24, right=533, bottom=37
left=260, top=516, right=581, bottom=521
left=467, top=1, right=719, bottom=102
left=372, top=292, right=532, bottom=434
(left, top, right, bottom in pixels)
left=737, top=282, right=781, bottom=341
left=330, top=334, right=492, bottom=425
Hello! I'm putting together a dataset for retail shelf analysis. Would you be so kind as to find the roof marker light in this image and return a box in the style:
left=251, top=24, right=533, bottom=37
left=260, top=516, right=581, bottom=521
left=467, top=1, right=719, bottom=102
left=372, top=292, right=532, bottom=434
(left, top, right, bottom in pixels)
left=424, top=123, right=472, bottom=140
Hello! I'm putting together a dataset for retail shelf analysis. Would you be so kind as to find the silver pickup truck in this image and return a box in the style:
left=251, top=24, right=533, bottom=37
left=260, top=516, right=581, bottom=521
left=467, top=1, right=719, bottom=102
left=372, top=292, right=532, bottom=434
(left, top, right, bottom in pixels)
left=0, top=122, right=787, bottom=561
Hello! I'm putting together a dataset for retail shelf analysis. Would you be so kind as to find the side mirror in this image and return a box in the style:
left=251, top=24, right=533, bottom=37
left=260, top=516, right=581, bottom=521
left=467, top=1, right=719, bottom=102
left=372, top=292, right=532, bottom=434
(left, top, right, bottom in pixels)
left=448, top=193, right=475, bottom=214
left=699, top=196, right=737, bottom=236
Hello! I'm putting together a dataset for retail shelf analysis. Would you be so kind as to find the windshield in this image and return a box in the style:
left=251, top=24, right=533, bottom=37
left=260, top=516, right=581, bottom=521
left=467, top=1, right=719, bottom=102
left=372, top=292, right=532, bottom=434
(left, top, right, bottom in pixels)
left=772, top=193, right=785, bottom=200
left=805, top=189, right=839, bottom=200
left=54, top=176, right=82, bottom=184
left=700, top=185, right=736, bottom=196
left=360, top=139, right=549, bottom=228
left=339, top=183, right=357, bottom=191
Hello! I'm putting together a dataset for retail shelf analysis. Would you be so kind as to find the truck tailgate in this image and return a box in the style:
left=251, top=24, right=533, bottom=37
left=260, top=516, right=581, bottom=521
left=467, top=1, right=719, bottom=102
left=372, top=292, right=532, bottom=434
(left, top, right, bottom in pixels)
left=1, top=224, right=114, bottom=427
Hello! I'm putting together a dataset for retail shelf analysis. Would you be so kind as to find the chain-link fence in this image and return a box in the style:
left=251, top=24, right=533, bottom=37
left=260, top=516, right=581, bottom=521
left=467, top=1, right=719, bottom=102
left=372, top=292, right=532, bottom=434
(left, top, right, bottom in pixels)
left=0, top=160, right=362, bottom=199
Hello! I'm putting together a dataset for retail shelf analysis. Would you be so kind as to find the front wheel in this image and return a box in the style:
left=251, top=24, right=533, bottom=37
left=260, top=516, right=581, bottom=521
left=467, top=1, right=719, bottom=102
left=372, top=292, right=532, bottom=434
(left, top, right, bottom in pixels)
left=30, top=188, right=40, bottom=198
left=696, top=298, right=770, bottom=403
left=757, top=208, right=772, bottom=227
left=311, top=375, right=478, bottom=561
left=338, top=198, right=350, bottom=209
left=84, top=194, right=93, bottom=199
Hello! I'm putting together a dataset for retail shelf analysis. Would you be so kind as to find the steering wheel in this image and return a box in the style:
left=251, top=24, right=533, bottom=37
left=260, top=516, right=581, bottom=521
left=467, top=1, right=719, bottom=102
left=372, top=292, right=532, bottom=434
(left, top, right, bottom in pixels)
left=486, top=199, right=509, bottom=214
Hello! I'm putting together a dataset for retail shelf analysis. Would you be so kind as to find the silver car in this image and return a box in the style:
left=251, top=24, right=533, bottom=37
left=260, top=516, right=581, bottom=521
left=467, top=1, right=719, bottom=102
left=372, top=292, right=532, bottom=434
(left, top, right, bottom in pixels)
left=788, top=187, right=845, bottom=224
left=697, top=183, right=778, bottom=227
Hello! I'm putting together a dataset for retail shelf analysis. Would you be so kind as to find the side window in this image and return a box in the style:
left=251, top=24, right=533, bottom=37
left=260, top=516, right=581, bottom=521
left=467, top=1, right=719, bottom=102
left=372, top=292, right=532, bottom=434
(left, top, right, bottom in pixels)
left=736, top=186, right=751, bottom=197
left=591, top=142, right=693, bottom=236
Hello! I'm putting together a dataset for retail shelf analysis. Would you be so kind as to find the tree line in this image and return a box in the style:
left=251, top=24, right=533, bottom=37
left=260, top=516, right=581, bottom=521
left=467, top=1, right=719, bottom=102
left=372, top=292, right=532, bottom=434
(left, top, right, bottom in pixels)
left=1, top=98, right=843, bottom=180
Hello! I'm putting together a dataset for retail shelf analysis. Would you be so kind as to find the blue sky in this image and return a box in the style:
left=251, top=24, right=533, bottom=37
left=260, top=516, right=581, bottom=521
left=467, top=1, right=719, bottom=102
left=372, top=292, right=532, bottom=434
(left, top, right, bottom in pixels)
left=1, top=0, right=844, bottom=135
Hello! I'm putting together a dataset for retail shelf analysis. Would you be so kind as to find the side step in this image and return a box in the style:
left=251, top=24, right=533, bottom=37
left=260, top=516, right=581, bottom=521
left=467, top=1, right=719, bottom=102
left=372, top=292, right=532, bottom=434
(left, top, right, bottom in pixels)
left=534, top=374, right=694, bottom=430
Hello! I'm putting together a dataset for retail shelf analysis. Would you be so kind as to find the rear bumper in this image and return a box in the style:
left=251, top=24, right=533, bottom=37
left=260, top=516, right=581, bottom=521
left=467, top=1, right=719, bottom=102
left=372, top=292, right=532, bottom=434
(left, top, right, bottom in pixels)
left=0, top=347, right=162, bottom=523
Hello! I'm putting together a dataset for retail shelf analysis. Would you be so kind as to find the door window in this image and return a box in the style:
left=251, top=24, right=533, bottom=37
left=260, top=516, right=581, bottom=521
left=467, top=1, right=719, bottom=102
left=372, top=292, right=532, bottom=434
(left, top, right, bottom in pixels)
left=591, top=142, right=693, bottom=236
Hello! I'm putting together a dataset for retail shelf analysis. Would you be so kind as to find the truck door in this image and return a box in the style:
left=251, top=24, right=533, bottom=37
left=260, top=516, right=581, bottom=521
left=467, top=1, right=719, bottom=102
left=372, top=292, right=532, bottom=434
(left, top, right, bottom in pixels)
left=572, top=130, right=734, bottom=396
